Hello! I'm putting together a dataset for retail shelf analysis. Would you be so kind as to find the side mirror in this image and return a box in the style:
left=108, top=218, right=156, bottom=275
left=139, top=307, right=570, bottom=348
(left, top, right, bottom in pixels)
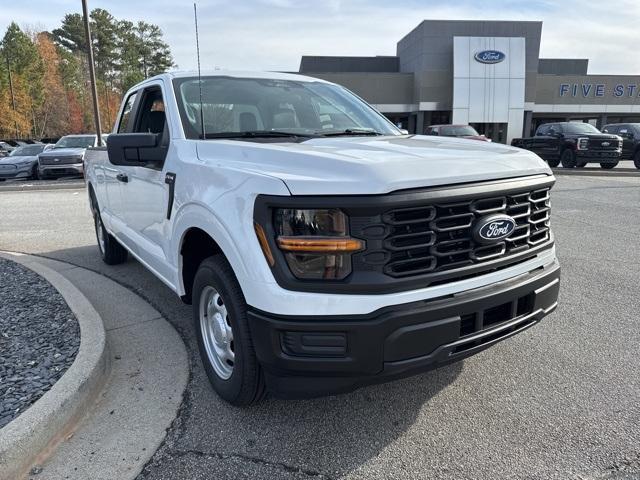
left=107, top=133, right=159, bottom=166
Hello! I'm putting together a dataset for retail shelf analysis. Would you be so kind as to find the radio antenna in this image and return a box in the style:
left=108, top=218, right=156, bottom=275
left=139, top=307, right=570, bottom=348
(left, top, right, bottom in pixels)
left=194, top=3, right=205, bottom=139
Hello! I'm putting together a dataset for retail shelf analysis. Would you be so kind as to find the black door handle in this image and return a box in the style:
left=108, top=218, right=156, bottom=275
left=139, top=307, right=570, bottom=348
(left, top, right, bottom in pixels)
left=116, top=173, right=129, bottom=183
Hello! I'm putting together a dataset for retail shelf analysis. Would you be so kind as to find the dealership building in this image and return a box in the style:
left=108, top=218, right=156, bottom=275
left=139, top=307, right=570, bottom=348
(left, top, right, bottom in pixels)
left=298, top=20, right=640, bottom=143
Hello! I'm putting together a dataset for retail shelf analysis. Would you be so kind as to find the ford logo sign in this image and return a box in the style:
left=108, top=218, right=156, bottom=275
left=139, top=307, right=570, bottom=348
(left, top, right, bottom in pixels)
left=601, top=141, right=610, bottom=147
left=472, top=214, right=516, bottom=244
left=474, top=50, right=506, bottom=64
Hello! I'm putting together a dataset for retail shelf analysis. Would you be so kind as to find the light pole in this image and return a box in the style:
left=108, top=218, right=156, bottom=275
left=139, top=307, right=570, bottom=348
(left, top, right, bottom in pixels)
left=81, top=0, right=102, bottom=144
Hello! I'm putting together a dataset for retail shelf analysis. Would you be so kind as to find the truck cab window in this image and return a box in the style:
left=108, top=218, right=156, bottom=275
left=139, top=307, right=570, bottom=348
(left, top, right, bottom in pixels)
left=118, top=92, right=137, bottom=133
left=536, top=125, right=549, bottom=136
left=135, top=88, right=166, bottom=137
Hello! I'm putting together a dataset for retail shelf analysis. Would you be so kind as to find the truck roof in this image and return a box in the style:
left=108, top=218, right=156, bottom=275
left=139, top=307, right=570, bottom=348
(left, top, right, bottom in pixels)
left=147, top=70, right=331, bottom=84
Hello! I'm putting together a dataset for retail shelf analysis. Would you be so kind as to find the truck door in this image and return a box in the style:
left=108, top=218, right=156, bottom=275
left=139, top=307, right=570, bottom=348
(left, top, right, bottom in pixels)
left=103, top=91, right=137, bottom=231
left=530, top=124, right=549, bottom=158
left=540, top=124, right=561, bottom=160
left=116, top=83, right=174, bottom=283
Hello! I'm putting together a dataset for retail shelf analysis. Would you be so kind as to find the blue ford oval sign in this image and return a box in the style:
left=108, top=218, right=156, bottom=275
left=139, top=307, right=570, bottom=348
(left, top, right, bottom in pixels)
left=474, top=50, right=506, bottom=64
left=473, top=214, right=516, bottom=244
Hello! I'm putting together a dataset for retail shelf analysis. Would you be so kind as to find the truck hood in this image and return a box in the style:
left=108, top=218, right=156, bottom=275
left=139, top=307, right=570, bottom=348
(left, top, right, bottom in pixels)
left=196, top=134, right=552, bottom=195
left=39, top=148, right=85, bottom=158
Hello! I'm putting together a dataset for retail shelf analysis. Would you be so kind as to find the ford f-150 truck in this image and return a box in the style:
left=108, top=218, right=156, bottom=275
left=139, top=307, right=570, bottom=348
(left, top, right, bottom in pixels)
left=602, top=123, right=640, bottom=169
left=85, top=71, right=560, bottom=405
left=511, top=122, right=622, bottom=169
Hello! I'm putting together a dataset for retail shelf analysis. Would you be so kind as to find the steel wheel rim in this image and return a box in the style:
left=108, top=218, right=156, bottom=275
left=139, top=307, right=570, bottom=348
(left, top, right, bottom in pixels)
left=96, top=216, right=106, bottom=255
left=199, top=285, right=234, bottom=380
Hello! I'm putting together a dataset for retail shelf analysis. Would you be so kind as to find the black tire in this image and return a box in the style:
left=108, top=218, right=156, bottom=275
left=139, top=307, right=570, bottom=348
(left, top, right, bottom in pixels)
left=31, top=165, right=39, bottom=180
left=93, top=208, right=128, bottom=265
left=576, top=161, right=587, bottom=168
left=560, top=149, right=577, bottom=168
left=547, top=158, right=560, bottom=168
left=192, top=255, right=266, bottom=406
left=600, top=162, right=618, bottom=170
left=634, top=151, right=640, bottom=169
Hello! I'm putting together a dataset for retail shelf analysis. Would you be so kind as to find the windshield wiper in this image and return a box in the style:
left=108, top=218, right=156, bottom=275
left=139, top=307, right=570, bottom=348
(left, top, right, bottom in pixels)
left=202, top=130, right=315, bottom=139
left=318, top=128, right=384, bottom=137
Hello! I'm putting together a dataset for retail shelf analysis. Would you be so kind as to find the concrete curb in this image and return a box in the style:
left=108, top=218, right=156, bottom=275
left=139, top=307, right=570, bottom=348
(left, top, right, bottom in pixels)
left=0, top=252, right=109, bottom=480
left=0, top=181, right=86, bottom=192
left=552, top=168, right=640, bottom=177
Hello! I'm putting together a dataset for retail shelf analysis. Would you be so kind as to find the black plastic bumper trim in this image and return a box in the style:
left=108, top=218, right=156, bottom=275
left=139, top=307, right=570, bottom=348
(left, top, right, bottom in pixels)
left=248, top=260, right=560, bottom=399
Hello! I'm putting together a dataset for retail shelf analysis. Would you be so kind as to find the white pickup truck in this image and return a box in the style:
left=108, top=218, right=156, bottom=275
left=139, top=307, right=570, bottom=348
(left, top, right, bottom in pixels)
left=85, top=71, right=560, bottom=405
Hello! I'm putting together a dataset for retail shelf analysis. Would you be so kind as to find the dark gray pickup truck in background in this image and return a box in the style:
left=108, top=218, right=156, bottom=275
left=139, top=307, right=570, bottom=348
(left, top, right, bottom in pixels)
left=511, top=122, right=622, bottom=169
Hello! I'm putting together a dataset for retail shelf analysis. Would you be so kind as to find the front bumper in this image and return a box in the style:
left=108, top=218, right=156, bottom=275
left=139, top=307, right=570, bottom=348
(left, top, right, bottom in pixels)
left=39, top=163, right=84, bottom=177
left=249, top=260, right=560, bottom=398
left=0, top=164, right=34, bottom=179
left=576, top=151, right=621, bottom=163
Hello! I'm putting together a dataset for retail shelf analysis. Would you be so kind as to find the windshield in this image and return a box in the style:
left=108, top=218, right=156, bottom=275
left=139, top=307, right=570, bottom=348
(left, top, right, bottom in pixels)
left=9, top=145, right=45, bottom=156
left=562, top=123, right=601, bottom=134
left=173, top=76, right=400, bottom=139
left=54, top=136, right=95, bottom=149
left=440, top=125, right=479, bottom=137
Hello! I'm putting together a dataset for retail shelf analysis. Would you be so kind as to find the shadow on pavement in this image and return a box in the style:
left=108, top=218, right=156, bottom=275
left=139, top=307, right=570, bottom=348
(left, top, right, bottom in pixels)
left=30, top=244, right=463, bottom=478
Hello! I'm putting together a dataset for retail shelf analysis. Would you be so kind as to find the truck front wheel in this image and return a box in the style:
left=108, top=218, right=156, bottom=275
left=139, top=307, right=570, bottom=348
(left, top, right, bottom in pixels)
left=634, top=151, right=640, bottom=169
left=193, top=255, right=265, bottom=406
left=560, top=149, right=577, bottom=168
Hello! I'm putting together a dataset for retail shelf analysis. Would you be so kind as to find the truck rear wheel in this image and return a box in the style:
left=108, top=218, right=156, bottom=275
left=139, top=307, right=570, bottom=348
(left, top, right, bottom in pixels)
left=94, top=210, right=128, bottom=265
left=192, top=255, right=266, bottom=406
left=560, top=149, right=576, bottom=168
left=600, top=162, right=618, bottom=169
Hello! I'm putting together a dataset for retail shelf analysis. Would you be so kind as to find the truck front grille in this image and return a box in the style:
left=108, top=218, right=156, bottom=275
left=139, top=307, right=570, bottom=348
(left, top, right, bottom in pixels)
left=39, top=155, right=82, bottom=165
left=349, top=178, right=554, bottom=287
left=379, top=188, right=550, bottom=278
left=588, top=139, right=620, bottom=151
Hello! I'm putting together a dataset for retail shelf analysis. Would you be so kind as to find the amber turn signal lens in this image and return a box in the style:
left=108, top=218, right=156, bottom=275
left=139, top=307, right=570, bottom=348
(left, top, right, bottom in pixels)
left=277, top=236, right=364, bottom=253
left=254, top=222, right=275, bottom=266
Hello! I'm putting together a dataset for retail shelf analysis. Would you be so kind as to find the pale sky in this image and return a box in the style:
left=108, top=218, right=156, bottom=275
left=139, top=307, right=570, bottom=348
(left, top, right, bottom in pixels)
left=2, top=0, right=640, bottom=75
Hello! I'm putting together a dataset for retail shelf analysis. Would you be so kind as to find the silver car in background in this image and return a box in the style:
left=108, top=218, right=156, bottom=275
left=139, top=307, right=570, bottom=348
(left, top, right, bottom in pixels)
left=38, top=134, right=107, bottom=179
left=0, top=143, right=53, bottom=181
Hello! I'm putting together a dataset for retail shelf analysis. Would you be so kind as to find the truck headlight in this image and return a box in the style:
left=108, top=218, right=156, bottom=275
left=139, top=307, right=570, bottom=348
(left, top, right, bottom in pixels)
left=577, top=138, right=589, bottom=150
left=272, top=208, right=364, bottom=280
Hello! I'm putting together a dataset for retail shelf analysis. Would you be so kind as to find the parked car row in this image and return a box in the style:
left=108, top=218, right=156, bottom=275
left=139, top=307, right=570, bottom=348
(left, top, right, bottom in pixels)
left=512, top=122, right=640, bottom=170
left=0, top=139, right=44, bottom=157
left=0, top=134, right=107, bottom=182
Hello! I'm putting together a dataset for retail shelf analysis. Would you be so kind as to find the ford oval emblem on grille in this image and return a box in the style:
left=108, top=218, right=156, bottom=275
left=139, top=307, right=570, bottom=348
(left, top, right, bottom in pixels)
left=54, top=158, right=60, bottom=162
left=474, top=50, right=506, bottom=64
left=472, top=214, right=516, bottom=244
left=601, top=141, right=610, bottom=146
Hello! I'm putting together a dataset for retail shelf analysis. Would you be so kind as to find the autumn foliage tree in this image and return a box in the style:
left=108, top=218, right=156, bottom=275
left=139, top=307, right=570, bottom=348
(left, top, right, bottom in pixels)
left=0, top=9, right=174, bottom=139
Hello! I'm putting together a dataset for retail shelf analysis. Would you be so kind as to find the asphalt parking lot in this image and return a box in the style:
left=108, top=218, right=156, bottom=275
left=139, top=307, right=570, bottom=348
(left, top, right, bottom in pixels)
left=0, top=172, right=639, bottom=480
